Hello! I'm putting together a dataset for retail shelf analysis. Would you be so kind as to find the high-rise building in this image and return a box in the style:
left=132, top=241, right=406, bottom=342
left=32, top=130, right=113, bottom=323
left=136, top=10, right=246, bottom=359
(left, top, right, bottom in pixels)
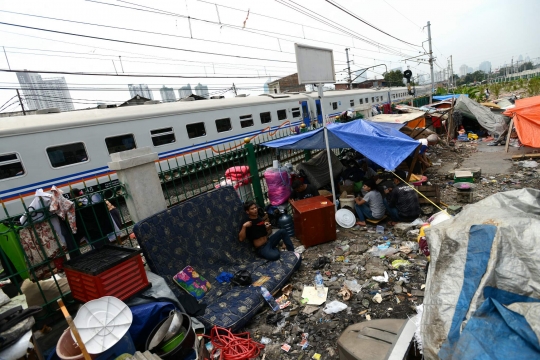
left=178, top=84, right=192, bottom=99
left=194, top=83, right=209, bottom=98
left=468, top=66, right=474, bottom=74
left=128, top=84, right=154, bottom=100
left=479, top=61, right=492, bottom=73
left=16, top=71, right=75, bottom=112
left=159, top=86, right=176, bottom=102
left=459, top=64, right=469, bottom=77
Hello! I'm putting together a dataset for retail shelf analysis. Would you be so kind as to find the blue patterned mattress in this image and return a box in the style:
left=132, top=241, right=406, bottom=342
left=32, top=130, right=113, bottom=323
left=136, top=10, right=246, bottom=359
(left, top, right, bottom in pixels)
left=133, top=186, right=301, bottom=331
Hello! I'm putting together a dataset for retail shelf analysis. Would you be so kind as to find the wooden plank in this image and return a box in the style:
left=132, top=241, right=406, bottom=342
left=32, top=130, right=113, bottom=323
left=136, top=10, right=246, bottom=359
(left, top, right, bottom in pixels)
left=512, top=153, right=540, bottom=160
left=406, top=145, right=421, bottom=181
left=505, top=118, right=514, bottom=153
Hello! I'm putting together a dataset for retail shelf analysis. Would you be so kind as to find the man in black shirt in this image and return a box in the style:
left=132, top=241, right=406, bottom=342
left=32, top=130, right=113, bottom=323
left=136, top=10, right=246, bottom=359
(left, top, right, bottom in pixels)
left=383, top=170, right=420, bottom=225
left=239, top=201, right=294, bottom=261
left=290, top=180, right=319, bottom=201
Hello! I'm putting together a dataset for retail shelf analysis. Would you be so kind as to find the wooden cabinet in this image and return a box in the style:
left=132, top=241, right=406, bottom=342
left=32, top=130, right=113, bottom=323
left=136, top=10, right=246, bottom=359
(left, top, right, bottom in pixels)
left=291, top=196, right=336, bottom=248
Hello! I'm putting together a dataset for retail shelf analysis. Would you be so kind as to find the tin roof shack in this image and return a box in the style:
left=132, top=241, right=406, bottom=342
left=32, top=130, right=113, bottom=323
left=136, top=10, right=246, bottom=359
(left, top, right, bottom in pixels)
left=267, top=73, right=306, bottom=94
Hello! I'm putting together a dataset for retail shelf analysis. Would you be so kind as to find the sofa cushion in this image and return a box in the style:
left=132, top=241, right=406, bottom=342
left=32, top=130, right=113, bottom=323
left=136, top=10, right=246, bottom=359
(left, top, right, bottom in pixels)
left=133, top=186, right=301, bottom=331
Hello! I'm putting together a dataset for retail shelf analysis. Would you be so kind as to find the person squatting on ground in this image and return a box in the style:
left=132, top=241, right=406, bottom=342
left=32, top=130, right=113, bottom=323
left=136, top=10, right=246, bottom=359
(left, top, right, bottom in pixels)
left=290, top=179, right=319, bottom=201
left=384, top=170, right=421, bottom=225
left=239, top=201, right=294, bottom=261
left=354, top=179, right=386, bottom=226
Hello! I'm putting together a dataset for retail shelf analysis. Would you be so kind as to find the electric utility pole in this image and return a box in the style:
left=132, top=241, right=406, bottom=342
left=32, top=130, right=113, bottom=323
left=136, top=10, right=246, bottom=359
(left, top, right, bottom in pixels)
left=232, top=83, right=237, bottom=96
left=3, top=46, right=25, bottom=115
left=450, top=55, right=454, bottom=89
left=427, top=21, right=435, bottom=103
left=345, top=48, right=352, bottom=90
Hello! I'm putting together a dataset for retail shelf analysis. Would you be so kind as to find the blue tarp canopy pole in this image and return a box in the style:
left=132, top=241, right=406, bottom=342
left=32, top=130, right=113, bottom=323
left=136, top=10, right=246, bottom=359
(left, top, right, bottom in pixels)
left=261, top=120, right=420, bottom=170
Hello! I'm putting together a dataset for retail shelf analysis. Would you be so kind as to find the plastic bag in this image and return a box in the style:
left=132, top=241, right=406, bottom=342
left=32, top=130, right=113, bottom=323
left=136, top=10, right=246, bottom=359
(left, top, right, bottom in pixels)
left=372, top=271, right=389, bottom=283
left=323, top=300, right=348, bottom=314
left=367, top=246, right=398, bottom=257
left=343, top=280, right=362, bottom=293
left=264, top=167, right=291, bottom=205
left=392, top=259, right=411, bottom=268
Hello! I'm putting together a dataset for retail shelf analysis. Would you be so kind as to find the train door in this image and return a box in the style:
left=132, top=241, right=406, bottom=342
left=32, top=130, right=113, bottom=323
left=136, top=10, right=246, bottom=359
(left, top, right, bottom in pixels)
left=301, top=101, right=311, bottom=126
left=315, top=100, right=323, bottom=124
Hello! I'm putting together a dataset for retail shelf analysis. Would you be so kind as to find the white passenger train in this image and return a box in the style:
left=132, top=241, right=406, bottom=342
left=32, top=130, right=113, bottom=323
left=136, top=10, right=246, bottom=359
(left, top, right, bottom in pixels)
left=0, top=85, right=430, bottom=218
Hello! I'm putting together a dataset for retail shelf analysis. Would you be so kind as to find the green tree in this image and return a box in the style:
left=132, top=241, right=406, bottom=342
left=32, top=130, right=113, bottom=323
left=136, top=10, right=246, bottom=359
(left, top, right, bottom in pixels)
left=490, top=83, right=502, bottom=98
left=518, top=61, right=534, bottom=72
left=528, top=78, right=540, bottom=96
left=384, top=70, right=405, bottom=87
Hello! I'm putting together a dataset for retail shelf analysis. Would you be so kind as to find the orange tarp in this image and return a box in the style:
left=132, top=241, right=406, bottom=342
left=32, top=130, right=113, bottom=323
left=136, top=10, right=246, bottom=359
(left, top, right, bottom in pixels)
left=503, top=96, right=540, bottom=148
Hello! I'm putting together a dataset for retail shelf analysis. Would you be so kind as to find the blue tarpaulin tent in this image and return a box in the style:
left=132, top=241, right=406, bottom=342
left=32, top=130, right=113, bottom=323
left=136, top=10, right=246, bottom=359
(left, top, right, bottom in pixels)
left=262, top=120, right=420, bottom=170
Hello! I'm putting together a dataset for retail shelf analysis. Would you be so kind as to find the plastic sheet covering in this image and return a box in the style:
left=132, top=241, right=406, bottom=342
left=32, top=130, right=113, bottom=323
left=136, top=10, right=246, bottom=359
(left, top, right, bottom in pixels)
left=128, top=302, right=176, bottom=348
left=454, top=95, right=508, bottom=136
left=421, top=189, right=540, bottom=360
left=296, top=150, right=345, bottom=190
left=503, top=95, right=540, bottom=148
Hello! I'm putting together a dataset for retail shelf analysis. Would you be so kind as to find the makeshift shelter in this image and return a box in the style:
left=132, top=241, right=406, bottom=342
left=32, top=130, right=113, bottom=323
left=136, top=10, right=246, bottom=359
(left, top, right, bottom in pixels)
left=262, top=120, right=420, bottom=171
left=370, top=111, right=426, bottom=128
left=421, top=189, right=540, bottom=360
left=454, top=95, right=508, bottom=136
left=433, top=94, right=468, bottom=101
left=503, top=95, right=540, bottom=148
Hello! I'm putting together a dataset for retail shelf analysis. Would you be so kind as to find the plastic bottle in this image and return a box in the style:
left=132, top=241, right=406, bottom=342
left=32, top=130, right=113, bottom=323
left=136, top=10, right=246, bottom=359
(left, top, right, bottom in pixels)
left=315, top=271, right=325, bottom=298
left=260, top=287, right=280, bottom=311
left=277, top=211, right=295, bottom=237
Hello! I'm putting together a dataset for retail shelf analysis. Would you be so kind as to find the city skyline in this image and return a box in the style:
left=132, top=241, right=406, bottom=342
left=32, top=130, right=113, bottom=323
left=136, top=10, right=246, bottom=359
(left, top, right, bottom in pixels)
left=16, top=72, right=74, bottom=112
left=128, top=84, right=154, bottom=100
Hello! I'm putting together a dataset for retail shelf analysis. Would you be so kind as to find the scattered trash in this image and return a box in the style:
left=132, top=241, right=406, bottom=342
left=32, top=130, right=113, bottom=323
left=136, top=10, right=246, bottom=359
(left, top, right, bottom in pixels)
left=312, top=256, right=330, bottom=269
left=372, top=293, right=383, bottom=303
left=281, top=343, right=291, bottom=352
left=519, top=160, right=538, bottom=168
left=366, top=314, right=371, bottom=321
left=343, top=279, right=362, bottom=293
left=281, top=284, right=293, bottom=296
left=275, top=295, right=291, bottom=310
left=338, top=285, right=353, bottom=301
left=392, top=259, right=411, bottom=268
left=260, top=337, right=272, bottom=345
left=294, top=245, right=306, bottom=254
left=376, top=225, right=385, bottom=234
left=367, top=246, right=398, bottom=257
left=266, top=313, right=284, bottom=325
left=302, top=286, right=328, bottom=305
left=312, top=354, right=322, bottom=360
left=302, top=305, right=319, bottom=315
left=372, top=271, right=389, bottom=283
left=323, top=300, right=348, bottom=314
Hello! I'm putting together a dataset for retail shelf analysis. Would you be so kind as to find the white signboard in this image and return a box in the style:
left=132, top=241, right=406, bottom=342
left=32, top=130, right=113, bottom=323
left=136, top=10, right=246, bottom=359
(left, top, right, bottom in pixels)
left=294, top=44, right=336, bottom=85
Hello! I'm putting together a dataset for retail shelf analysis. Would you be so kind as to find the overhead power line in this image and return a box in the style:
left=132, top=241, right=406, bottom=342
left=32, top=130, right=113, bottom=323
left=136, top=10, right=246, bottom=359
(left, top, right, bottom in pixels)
left=0, top=10, right=298, bottom=57
left=325, top=0, right=421, bottom=47
left=85, top=0, right=414, bottom=61
left=196, top=0, right=417, bottom=55
left=0, top=69, right=274, bottom=78
left=0, top=21, right=296, bottom=63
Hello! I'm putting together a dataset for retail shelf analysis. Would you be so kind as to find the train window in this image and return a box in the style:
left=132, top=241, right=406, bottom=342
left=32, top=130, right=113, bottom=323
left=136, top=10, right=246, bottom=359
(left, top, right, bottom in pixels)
left=359, top=99, right=363, bottom=104
left=365, top=98, right=369, bottom=103
left=0, top=153, right=25, bottom=180
left=240, top=114, right=254, bottom=128
left=260, top=112, right=272, bottom=124
left=291, top=108, right=301, bottom=118
left=277, top=109, right=287, bottom=120
left=105, top=134, right=136, bottom=154
left=316, top=102, right=322, bottom=116
left=332, top=102, right=338, bottom=110
left=371, top=97, right=375, bottom=103
left=350, top=100, right=354, bottom=106
left=216, top=118, right=232, bottom=133
left=150, top=127, right=176, bottom=147
left=186, top=122, right=206, bottom=139
left=47, top=142, right=88, bottom=168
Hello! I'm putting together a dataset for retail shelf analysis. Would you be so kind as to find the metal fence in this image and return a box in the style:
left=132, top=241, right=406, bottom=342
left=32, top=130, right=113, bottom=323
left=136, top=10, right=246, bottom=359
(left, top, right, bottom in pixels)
left=0, top=182, right=133, bottom=318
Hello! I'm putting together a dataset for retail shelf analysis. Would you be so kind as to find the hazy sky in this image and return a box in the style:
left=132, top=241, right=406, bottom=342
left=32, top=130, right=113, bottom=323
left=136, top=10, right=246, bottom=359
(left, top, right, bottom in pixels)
left=0, top=0, right=539, bottom=111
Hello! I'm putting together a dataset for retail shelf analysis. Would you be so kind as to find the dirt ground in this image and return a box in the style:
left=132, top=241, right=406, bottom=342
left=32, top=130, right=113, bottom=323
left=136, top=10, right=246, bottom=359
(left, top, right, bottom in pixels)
left=242, top=140, right=540, bottom=359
